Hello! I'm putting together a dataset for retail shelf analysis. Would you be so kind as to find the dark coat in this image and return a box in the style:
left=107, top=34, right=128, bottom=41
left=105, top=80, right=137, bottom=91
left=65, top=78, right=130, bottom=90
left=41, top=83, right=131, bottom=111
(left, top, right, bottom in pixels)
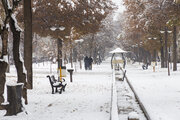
left=84, top=56, right=89, bottom=66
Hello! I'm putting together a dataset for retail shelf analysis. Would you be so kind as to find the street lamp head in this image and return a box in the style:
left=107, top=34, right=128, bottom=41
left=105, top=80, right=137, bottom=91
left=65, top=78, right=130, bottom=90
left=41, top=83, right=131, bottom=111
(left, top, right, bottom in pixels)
left=75, top=39, right=84, bottom=43
left=50, top=26, right=65, bottom=31
left=153, top=37, right=157, bottom=40
left=148, top=37, right=157, bottom=40
left=59, top=26, right=65, bottom=31
left=167, top=31, right=172, bottom=33
left=160, top=31, right=165, bottom=33
left=65, top=36, right=70, bottom=38
left=50, top=27, right=56, bottom=31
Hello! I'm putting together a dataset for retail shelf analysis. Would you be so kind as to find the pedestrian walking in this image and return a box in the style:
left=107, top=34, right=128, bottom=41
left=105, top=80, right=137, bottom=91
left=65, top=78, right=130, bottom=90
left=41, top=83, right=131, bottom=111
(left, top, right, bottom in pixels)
left=88, top=56, right=93, bottom=70
left=84, top=56, right=89, bottom=70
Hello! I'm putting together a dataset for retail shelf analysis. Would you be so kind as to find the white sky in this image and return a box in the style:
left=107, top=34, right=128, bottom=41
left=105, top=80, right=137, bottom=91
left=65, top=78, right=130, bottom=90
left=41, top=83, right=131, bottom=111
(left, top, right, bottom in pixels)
left=111, top=0, right=125, bottom=21
left=112, top=0, right=125, bottom=13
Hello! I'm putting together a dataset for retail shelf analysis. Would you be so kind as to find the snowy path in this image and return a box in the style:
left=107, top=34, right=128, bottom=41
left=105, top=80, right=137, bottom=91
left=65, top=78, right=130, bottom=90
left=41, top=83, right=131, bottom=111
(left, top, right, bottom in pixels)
left=126, top=63, right=180, bottom=120
left=0, top=62, right=112, bottom=120
left=116, top=80, right=146, bottom=120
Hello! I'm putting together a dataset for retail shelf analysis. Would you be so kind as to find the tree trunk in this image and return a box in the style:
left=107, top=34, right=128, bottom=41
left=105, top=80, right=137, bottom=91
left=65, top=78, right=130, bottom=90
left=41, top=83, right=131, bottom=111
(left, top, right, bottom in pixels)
left=143, top=50, right=147, bottom=64
left=1, top=28, right=8, bottom=57
left=173, top=26, right=177, bottom=71
left=164, top=27, right=168, bottom=68
left=6, top=56, right=10, bottom=73
left=4, top=84, right=23, bottom=116
left=24, top=0, right=33, bottom=89
left=0, top=27, right=8, bottom=109
left=90, top=34, right=95, bottom=57
left=152, top=49, right=156, bottom=62
left=9, top=17, right=28, bottom=105
left=93, top=46, right=97, bottom=64
left=0, top=61, right=8, bottom=110
left=64, top=53, right=68, bottom=64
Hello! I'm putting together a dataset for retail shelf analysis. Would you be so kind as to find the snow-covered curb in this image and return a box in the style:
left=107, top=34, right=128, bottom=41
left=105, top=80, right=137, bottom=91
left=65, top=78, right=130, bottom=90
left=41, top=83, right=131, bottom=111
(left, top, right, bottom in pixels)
left=110, top=69, right=118, bottom=120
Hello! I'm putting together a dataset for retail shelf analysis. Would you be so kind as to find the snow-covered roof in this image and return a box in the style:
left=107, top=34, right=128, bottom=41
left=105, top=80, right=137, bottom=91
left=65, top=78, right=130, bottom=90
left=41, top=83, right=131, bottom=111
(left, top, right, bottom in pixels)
left=109, top=48, right=127, bottom=53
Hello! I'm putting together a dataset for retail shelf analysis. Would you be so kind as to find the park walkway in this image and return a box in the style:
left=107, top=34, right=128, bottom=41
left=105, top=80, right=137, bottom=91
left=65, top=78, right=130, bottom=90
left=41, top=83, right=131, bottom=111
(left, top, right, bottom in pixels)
left=0, top=61, right=112, bottom=120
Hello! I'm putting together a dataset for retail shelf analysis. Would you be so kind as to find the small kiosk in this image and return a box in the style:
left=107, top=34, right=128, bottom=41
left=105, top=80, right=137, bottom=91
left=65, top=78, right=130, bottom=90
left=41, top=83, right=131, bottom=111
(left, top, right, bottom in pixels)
left=110, top=48, right=127, bottom=70
left=110, top=48, right=127, bottom=81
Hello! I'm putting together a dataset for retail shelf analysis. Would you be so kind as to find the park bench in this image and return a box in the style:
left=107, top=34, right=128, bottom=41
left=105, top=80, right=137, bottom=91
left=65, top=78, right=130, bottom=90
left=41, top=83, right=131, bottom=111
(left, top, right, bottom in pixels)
left=47, top=75, right=67, bottom=94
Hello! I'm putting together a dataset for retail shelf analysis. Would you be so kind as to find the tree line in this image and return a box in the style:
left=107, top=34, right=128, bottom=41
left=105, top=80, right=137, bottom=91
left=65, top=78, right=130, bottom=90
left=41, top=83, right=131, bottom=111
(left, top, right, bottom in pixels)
left=120, top=0, right=180, bottom=70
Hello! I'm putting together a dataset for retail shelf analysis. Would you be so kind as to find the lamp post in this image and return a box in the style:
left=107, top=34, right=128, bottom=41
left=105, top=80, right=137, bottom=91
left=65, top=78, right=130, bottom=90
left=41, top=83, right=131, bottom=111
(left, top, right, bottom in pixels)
left=148, top=37, right=157, bottom=72
left=67, top=27, right=75, bottom=69
left=75, top=39, right=84, bottom=70
left=160, top=28, right=172, bottom=76
left=160, top=27, right=172, bottom=68
left=50, top=26, right=65, bottom=80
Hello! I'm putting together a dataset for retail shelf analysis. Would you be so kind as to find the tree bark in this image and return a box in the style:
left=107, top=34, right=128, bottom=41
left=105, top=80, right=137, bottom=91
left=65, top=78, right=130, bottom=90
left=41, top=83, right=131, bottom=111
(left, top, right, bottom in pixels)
left=5, top=84, right=23, bottom=116
left=0, top=61, right=8, bottom=110
left=9, top=17, right=28, bottom=105
left=173, top=26, right=177, bottom=71
left=24, top=0, right=33, bottom=89
left=164, top=27, right=168, bottom=68
left=0, top=27, right=8, bottom=109
left=1, top=28, right=8, bottom=57
left=153, top=49, right=157, bottom=62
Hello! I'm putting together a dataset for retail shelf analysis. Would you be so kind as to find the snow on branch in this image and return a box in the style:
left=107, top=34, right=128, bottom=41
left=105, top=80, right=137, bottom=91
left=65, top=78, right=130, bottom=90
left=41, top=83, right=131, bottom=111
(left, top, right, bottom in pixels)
left=11, top=13, right=23, bottom=32
left=7, top=0, right=12, bottom=9
left=19, top=53, right=27, bottom=82
left=0, top=55, right=9, bottom=63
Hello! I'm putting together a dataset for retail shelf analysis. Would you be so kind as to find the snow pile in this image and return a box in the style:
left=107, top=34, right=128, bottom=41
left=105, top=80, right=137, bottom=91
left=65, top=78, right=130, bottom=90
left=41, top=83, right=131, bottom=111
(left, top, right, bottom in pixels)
left=6, top=82, right=24, bottom=87
left=11, top=14, right=22, bottom=32
left=128, top=111, right=139, bottom=119
left=0, top=55, right=8, bottom=63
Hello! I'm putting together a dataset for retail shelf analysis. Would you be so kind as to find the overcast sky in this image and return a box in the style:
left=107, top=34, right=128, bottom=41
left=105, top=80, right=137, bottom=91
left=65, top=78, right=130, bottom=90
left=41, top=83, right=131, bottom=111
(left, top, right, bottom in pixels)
left=112, top=0, right=125, bottom=13
left=112, top=0, right=125, bottom=21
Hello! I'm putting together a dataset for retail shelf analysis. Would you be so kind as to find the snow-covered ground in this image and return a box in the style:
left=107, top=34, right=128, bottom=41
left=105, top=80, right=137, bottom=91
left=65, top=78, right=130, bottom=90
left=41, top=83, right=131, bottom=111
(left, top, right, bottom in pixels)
left=1, top=60, right=180, bottom=120
left=0, top=61, right=112, bottom=120
left=126, top=62, right=180, bottom=120
left=116, top=79, right=146, bottom=120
